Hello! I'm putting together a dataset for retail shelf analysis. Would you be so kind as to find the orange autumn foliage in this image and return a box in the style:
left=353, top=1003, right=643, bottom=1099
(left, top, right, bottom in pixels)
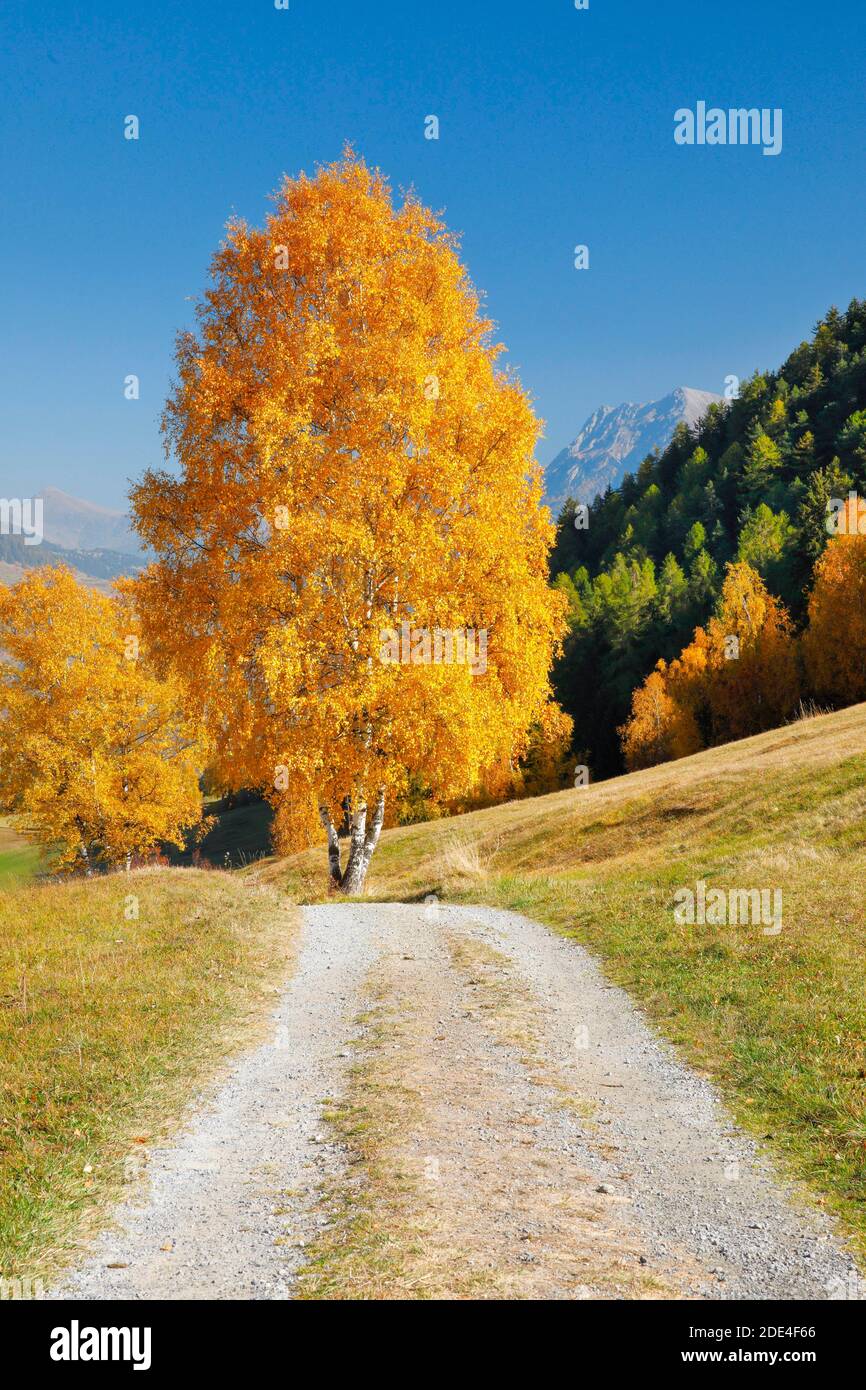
left=803, top=535, right=866, bottom=705
left=700, top=562, right=800, bottom=741
left=0, top=568, right=207, bottom=872
left=126, top=153, right=569, bottom=888
left=620, top=563, right=799, bottom=771
left=618, top=666, right=702, bottom=771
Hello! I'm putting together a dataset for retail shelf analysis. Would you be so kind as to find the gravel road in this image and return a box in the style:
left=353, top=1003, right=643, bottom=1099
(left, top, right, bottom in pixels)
left=51, top=903, right=864, bottom=1301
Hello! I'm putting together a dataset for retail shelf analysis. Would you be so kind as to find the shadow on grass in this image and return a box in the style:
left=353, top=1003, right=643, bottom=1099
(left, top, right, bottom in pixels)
left=169, top=794, right=275, bottom=870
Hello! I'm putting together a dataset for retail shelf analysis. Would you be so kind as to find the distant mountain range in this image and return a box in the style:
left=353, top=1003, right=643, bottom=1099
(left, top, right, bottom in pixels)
left=38, top=485, right=143, bottom=555
left=0, top=488, right=144, bottom=591
left=0, top=534, right=144, bottom=592
left=544, top=386, right=723, bottom=514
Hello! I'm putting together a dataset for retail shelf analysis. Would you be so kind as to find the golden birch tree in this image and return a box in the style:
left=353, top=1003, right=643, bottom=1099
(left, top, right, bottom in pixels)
left=128, top=154, right=569, bottom=892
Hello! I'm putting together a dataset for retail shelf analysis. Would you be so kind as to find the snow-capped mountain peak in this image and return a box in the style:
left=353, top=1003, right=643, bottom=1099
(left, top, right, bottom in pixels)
left=544, top=386, right=723, bottom=514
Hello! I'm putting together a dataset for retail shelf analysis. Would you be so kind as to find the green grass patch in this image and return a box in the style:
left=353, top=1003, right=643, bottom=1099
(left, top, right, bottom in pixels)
left=0, top=820, right=41, bottom=885
left=0, top=868, right=297, bottom=1282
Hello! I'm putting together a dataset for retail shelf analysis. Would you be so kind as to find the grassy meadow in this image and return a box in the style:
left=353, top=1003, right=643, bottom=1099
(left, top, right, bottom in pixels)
left=0, top=820, right=41, bottom=886
left=262, top=702, right=866, bottom=1260
left=4, top=701, right=866, bottom=1281
left=0, top=868, right=297, bottom=1281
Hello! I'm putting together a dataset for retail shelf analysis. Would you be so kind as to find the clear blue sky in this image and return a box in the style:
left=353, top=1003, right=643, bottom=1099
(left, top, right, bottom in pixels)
left=2, top=0, right=864, bottom=509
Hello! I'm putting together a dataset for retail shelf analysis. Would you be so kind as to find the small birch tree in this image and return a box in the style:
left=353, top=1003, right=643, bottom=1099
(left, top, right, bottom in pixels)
left=0, top=567, right=206, bottom=873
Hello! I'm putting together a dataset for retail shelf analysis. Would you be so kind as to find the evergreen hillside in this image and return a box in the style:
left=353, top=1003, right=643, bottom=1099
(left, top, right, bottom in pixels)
left=549, top=299, right=866, bottom=776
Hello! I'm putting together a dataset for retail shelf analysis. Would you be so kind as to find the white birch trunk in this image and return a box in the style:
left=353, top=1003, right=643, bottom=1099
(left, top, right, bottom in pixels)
left=359, top=787, right=385, bottom=880
left=318, top=805, right=343, bottom=889
left=340, top=796, right=369, bottom=895
left=340, top=788, right=385, bottom=895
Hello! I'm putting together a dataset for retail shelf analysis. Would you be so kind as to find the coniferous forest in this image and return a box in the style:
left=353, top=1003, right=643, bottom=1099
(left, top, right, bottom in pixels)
left=548, top=299, right=866, bottom=778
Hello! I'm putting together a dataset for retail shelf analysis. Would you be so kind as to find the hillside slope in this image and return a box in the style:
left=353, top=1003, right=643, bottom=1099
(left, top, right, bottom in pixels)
left=266, top=702, right=866, bottom=1257
left=548, top=298, right=866, bottom=777
left=0, top=818, right=40, bottom=884
left=0, top=534, right=142, bottom=591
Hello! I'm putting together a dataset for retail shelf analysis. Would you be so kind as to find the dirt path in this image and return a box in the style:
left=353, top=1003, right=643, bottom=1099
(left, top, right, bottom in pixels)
left=52, top=904, right=864, bottom=1301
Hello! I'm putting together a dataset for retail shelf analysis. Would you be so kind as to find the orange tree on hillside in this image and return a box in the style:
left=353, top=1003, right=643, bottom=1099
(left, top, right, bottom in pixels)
left=618, top=666, right=703, bottom=771
left=620, top=562, right=799, bottom=771
left=128, top=154, right=569, bottom=893
left=0, top=568, right=206, bottom=873
left=803, top=531, right=866, bottom=704
left=698, top=561, right=800, bottom=740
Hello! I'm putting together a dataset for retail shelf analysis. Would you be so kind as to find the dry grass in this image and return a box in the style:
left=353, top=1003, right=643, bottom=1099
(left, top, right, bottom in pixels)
left=295, top=970, right=463, bottom=1301
left=0, top=868, right=298, bottom=1282
left=436, top=830, right=502, bottom=889
left=269, top=701, right=866, bottom=1259
left=446, top=933, right=540, bottom=1061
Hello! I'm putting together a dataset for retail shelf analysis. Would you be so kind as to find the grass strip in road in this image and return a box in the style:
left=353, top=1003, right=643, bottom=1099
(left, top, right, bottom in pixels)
left=296, top=969, right=476, bottom=1301
left=271, top=704, right=866, bottom=1265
